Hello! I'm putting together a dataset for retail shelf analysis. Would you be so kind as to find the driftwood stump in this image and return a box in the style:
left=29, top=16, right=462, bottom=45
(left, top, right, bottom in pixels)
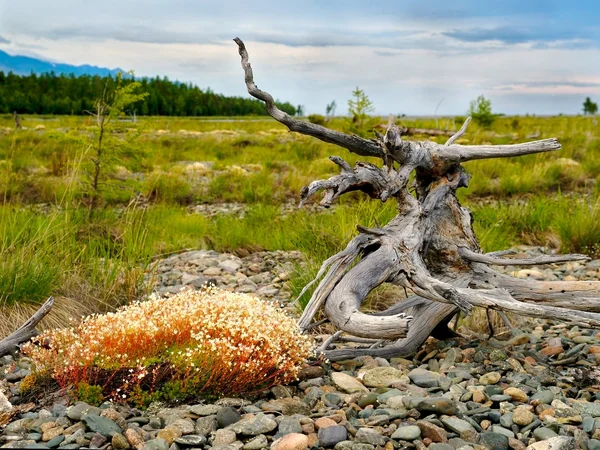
left=234, top=38, right=600, bottom=360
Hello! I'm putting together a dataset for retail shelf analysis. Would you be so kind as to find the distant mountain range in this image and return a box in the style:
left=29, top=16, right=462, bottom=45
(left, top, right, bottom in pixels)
left=0, top=49, right=123, bottom=77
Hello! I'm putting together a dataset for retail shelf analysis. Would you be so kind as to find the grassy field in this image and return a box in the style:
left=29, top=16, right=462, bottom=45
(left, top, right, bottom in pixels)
left=0, top=113, right=599, bottom=336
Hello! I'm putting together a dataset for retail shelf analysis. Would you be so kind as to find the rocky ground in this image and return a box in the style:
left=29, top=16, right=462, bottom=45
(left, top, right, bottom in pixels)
left=2, top=247, right=600, bottom=450
left=146, top=249, right=305, bottom=302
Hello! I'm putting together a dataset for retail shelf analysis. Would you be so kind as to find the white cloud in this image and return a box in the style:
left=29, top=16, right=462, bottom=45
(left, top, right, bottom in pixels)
left=1, top=0, right=599, bottom=114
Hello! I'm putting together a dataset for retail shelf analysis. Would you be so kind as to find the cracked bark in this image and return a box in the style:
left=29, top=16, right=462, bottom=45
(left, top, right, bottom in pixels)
left=235, top=38, right=600, bottom=360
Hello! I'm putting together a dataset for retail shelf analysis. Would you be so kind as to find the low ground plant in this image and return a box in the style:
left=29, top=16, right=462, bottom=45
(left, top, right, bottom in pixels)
left=23, top=288, right=313, bottom=406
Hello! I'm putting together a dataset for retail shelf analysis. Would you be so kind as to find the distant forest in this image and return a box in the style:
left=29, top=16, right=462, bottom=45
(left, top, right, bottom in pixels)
left=0, top=71, right=297, bottom=116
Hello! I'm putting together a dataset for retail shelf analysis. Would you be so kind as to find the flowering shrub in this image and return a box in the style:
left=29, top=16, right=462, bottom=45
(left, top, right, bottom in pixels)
left=23, top=288, right=313, bottom=405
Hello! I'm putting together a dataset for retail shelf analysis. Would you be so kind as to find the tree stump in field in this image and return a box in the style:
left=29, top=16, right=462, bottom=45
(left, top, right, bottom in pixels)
left=234, top=38, right=600, bottom=360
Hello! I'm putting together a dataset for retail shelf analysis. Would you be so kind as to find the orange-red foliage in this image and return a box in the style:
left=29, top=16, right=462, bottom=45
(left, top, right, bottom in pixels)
left=23, top=288, right=313, bottom=402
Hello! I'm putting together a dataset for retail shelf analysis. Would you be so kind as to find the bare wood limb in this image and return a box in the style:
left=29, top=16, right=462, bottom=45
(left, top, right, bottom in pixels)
left=234, top=38, right=383, bottom=159
left=0, top=297, right=54, bottom=357
left=459, top=246, right=589, bottom=266
left=299, top=157, right=391, bottom=207
left=324, top=246, right=413, bottom=339
left=498, top=311, right=514, bottom=331
left=486, top=250, right=517, bottom=257
left=297, top=234, right=375, bottom=329
left=435, top=138, right=561, bottom=163
left=453, top=287, right=600, bottom=328
left=445, top=116, right=471, bottom=146
left=318, top=331, right=343, bottom=353
left=406, top=128, right=454, bottom=137
left=480, top=269, right=600, bottom=311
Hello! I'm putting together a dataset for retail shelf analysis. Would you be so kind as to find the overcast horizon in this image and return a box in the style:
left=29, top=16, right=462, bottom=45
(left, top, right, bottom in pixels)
left=1, top=1, right=599, bottom=115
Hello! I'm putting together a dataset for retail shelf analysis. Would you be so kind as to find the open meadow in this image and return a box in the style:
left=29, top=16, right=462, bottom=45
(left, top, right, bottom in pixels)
left=1, top=113, right=599, bottom=335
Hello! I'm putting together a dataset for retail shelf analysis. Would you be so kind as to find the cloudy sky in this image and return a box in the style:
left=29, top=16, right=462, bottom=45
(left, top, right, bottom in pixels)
left=0, top=0, right=599, bottom=115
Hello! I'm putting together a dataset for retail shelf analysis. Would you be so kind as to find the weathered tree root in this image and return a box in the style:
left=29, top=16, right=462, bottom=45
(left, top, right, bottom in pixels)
left=234, top=37, right=600, bottom=360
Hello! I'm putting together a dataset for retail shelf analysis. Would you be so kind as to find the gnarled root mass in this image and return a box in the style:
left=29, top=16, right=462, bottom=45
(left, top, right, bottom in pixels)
left=234, top=38, right=600, bottom=360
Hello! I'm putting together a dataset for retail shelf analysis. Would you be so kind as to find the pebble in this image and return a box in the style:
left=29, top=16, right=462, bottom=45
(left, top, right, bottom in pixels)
left=318, top=426, right=348, bottom=447
left=271, top=433, right=309, bottom=450
left=391, top=425, right=421, bottom=441
left=217, top=407, right=242, bottom=428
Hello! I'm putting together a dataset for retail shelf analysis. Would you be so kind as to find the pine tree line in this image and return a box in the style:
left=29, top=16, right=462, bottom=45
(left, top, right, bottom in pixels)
left=0, top=71, right=297, bottom=116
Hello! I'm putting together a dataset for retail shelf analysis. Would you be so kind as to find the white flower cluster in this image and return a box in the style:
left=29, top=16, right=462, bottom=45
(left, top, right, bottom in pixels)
left=24, top=287, right=313, bottom=399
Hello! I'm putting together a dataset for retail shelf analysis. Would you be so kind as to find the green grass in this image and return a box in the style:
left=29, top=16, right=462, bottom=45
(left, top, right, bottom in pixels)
left=1, top=113, right=599, bottom=336
left=2, top=114, right=599, bottom=206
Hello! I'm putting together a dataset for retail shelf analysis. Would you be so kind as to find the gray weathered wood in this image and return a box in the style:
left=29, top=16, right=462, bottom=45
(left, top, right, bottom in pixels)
left=0, top=297, right=54, bottom=357
left=459, top=246, right=589, bottom=266
left=234, top=38, right=600, bottom=361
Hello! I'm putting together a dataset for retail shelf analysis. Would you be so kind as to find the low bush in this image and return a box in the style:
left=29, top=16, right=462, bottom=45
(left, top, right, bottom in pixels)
left=307, top=114, right=326, bottom=126
left=23, top=288, right=313, bottom=406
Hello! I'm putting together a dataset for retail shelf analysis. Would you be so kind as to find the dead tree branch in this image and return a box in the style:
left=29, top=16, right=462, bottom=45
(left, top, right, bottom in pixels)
left=0, top=297, right=54, bottom=357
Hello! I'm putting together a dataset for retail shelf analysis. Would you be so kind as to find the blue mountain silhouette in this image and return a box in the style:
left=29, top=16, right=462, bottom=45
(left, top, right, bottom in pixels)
left=0, top=50, right=123, bottom=76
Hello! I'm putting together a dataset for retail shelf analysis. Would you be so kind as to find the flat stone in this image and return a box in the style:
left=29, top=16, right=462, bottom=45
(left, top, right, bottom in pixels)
left=533, top=427, right=558, bottom=441
left=571, top=401, right=600, bottom=417
left=416, top=421, right=448, bottom=443
left=331, top=372, right=368, bottom=393
left=441, top=417, right=477, bottom=434
left=530, top=391, right=554, bottom=405
left=83, top=414, right=122, bottom=436
left=66, top=402, right=101, bottom=421
left=408, top=368, right=440, bottom=388
left=219, top=260, right=242, bottom=273
left=190, top=404, right=221, bottom=416
left=354, top=428, right=387, bottom=446
left=416, top=398, right=457, bottom=415
left=42, top=427, right=64, bottom=442
left=490, top=425, right=515, bottom=439
left=540, top=346, right=563, bottom=356
left=480, top=372, right=501, bottom=385
left=318, top=426, right=348, bottom=447
left=362, top=367, right=406, bottom=388
left=45, top=435, right=65, bottom=448
left=228, top=414, right=277, bottom=436
left=357, top=393, right=379, bottom=408
left=573, top=336, right=596, bottom=344
left=391, top=425, right=421, bottom=441
left=440, top=348, right=458, bottom=371
left=500, top=413, right=513, bottom=428
left=276, top=417, right=303, bottom=437
left=196, top=415, right=218, bottom=435
left=479, top=432, right=509, bottom=450
left=214, top=429, right=238, bottom=446
left=271, top=398, right=311, bottom=416
left=174, top=434, right=208, bottom=446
